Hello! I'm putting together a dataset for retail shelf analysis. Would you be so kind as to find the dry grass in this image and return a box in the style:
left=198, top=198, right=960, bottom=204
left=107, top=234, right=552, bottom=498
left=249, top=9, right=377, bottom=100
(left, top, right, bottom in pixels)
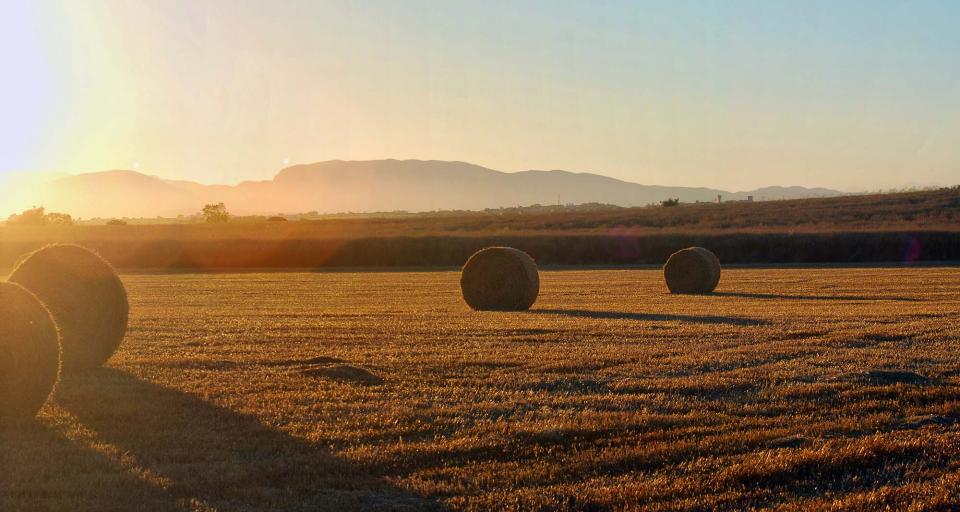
left=2, top=267, right=960, bottom=511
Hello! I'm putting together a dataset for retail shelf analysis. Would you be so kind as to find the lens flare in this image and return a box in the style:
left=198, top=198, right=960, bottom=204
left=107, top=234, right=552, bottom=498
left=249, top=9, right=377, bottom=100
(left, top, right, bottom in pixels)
left=903, top=236, right=922, bottom=263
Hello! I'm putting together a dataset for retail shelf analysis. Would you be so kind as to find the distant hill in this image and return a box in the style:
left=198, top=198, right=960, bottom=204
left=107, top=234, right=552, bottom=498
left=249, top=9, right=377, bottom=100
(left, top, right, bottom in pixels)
left=26, top=159, right=844, bottom=218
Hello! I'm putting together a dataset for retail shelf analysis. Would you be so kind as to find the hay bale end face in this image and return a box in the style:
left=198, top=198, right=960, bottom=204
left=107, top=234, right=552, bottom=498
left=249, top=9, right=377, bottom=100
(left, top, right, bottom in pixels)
left=9, top=244, right=129, bottom=371
left=663, top=247, right=721, bottom=294
left=460, top=247, right=539, bottom=311
left=0, top=282, right=61, bottom=421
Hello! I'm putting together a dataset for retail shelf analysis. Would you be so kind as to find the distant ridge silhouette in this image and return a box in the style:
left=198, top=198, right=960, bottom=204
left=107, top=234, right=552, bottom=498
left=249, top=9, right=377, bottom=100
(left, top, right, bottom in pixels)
left=27, top=159, right=843, bottom=218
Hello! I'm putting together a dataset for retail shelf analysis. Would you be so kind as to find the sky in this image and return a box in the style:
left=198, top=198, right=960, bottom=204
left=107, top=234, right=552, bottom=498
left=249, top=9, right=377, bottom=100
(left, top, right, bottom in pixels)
left=1, top=0, right=959, bottom=192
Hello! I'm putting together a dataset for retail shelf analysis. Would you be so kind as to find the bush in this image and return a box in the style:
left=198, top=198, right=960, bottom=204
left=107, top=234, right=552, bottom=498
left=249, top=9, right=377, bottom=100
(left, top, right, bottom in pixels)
left=7, top=207, right=74, bottom=226
left=202, top=203, right=230, bottom=223
left=7, top=207, right=47, bottom=226
left=44, top=212, right=73, bottom=225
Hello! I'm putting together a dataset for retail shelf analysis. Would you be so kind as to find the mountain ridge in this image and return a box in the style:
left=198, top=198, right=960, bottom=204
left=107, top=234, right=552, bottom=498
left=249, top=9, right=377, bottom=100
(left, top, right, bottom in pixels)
left=20, top=159, right=844, bottom=218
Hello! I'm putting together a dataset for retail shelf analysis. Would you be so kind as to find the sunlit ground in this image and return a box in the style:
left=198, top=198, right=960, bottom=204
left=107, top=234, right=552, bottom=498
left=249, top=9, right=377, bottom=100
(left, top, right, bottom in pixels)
left=3, top=268, right=960, bottom=511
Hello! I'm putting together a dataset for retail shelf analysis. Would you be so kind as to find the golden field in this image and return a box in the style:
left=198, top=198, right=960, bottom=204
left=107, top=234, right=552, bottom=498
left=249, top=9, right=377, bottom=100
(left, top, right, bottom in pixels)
left=3, top=267, right=960, bottom=511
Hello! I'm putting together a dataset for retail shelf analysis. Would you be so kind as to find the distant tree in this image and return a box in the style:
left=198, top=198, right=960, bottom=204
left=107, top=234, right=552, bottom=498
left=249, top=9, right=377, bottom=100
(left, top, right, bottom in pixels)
left=7, top=207, right=76, bottom=226
left=7, top=207, right=47, bottom=226
left=661, top=198, right=680, bottom=207
left=44, top=212, right=74, bottom=225
left=201, top=203, right=230, bottom=223
left=267, top=216, right=288, bottom=222
left=106, top=218, right=128, bottom=226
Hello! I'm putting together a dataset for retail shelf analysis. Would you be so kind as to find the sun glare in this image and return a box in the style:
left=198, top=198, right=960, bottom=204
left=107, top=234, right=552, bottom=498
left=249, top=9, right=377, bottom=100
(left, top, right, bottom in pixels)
left=0, top=3, right=57, bottom=176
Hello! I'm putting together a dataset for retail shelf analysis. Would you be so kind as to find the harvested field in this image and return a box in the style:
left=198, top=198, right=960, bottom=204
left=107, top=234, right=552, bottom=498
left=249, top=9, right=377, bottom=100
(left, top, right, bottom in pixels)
left=3, top=267, right=960, bottom=511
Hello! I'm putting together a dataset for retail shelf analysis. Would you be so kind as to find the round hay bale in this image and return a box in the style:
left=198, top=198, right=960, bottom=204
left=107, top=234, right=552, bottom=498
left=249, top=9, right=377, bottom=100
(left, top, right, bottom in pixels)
left=663, top=247, right=721, bottom=294
left=460, top=247, right=539, bottom=311
left=9, top=244, right=129, bottom=371
left=0, top=282, right=60, bottom=421
left=698, top=247, right=722, bottom=291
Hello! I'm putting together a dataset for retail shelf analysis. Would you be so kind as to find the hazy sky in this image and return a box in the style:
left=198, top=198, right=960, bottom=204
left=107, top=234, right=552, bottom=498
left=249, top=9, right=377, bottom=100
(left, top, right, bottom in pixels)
left=2, top=0, right=959, bottom=191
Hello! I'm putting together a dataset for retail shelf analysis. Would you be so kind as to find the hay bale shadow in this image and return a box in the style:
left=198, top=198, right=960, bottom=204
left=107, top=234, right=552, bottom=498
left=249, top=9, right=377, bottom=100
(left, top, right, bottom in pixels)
left=533, top=309, right=768, bottom=326
left=49, top=369, right=435, bottom=511
left=765, top=435, right=811, bottom=449
left=858, top=370, right=935, bottom=386
left=712, top=292, right=923, bottom=302
left=896, top=414, right=957, bottom=430
left=0, top=419, right=184, bottom=511
left=264, top=355, right=348, bottom=367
